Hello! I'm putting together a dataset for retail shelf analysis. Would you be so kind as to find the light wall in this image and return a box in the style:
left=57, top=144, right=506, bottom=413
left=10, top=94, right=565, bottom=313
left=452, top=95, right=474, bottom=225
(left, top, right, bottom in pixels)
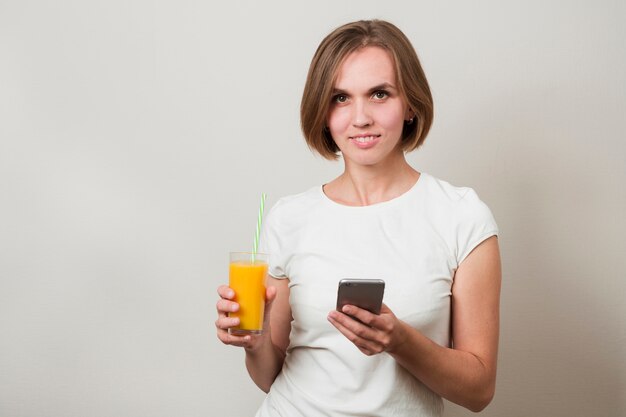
left=1, top=1, right=624, bottom=416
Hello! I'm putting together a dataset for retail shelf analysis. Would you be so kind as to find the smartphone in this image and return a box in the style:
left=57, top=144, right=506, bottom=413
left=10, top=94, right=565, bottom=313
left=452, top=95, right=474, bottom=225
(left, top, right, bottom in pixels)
left=336, top=279, right=385, bottom=315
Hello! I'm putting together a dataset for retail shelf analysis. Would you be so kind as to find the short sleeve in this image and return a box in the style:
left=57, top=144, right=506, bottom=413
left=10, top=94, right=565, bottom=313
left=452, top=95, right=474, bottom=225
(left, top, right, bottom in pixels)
left=258, top=203, right=288, bottom=279
left=454, top=189, right=499, bottom=266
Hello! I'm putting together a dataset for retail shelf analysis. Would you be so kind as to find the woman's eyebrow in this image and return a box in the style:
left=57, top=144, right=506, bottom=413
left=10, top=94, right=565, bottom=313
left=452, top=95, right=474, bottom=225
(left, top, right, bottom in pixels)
left=368, top=82, right=396, bottom=92
left=332, top=82, right=397, bottom=95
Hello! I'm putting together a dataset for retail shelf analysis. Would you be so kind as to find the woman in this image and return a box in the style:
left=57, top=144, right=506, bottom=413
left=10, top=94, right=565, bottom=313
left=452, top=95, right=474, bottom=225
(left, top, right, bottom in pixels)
left=216, top=19, right=501, bottom=416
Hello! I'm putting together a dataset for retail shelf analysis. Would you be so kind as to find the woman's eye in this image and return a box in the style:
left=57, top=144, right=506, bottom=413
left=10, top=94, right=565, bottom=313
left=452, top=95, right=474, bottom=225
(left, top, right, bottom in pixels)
left=334, top=94, right=348, bottom=103
left=373, top=91, right=388, bottom=100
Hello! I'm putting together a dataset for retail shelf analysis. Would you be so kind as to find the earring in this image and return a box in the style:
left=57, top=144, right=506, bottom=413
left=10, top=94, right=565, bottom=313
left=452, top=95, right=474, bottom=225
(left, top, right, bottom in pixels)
left=406, top=117, right=414, bottom=125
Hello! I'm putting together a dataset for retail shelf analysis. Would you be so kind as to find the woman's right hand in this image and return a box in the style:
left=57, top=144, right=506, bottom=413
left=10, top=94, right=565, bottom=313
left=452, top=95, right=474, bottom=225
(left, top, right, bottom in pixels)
left=215, top=284, right=277, bottom=351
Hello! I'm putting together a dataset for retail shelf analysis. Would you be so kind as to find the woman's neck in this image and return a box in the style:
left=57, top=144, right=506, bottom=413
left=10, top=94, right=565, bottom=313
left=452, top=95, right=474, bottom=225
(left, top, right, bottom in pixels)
left=324, top=154, right=420, bottom=207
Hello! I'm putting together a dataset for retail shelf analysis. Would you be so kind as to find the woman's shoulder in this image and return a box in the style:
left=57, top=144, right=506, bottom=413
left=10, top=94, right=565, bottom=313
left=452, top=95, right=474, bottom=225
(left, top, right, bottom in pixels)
left=419, top=173, right=495, bottom=223
left=272, top=185, right=322, bottom=211
left=420, top=173, right=498, bottom=262
left=420, top=173, right=478, bottom=204
left=264, top=185, right=324, bottom=227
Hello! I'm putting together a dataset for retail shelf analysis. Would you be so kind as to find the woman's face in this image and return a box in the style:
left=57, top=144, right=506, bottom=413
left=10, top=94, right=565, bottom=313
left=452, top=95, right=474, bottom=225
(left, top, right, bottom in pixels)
left=327, top=46, right=412, bottom=168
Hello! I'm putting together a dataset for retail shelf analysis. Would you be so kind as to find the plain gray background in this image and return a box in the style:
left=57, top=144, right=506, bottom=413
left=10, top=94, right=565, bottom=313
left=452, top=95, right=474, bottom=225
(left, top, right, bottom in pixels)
left=1, top=1, right=625, bottom=416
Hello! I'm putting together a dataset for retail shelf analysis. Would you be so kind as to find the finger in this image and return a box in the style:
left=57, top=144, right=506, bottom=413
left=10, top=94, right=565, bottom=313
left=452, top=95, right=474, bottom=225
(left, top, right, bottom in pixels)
left=262, top=286, right=278, bottom=322
left=215, top=316, right=240, bottom=331
left=265, top=285, right=278, bottom=303
left=341, top=305, right=378, bottom=327
left=216, top=298, right=239, bottom=316
left=327, top=313, right=381, bottom=355
left=217, top=331, right=253, bottom=347
left=328, top=310, right=378, bottom=342
left=217, top=285, right=235, bottom=300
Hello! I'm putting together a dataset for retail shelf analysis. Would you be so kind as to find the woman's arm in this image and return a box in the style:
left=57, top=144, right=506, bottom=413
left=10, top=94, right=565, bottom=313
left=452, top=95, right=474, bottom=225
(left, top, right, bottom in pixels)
left=327, top=236, right=501, bottom=411
left=390, top=236, right=501, bottom=411
left=244, top=277, right=292, bottom=392
left=216, top=276, right=292, bottom=392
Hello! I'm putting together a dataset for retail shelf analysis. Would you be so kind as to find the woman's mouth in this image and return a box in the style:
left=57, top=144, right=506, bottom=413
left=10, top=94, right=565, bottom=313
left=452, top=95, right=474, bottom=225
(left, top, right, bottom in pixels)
left=352, top=135, right=378, bottom=143
left=349, top=134, right=381, bottom=148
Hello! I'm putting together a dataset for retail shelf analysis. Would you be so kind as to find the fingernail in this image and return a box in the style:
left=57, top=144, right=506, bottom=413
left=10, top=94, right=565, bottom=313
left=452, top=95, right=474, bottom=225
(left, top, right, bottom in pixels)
left=342, top=306, right=351, bottom=314
left=231, top=304, right=239, bottom=312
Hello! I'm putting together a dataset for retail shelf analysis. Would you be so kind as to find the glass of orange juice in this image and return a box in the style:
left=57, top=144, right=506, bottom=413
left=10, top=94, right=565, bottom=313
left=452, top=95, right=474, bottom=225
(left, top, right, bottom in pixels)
left=228, top=252, right=268, bottom=335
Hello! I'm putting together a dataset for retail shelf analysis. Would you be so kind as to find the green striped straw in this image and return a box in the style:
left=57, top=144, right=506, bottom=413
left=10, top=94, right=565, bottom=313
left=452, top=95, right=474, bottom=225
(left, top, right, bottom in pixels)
left=252, top=192, right=267, bottom=262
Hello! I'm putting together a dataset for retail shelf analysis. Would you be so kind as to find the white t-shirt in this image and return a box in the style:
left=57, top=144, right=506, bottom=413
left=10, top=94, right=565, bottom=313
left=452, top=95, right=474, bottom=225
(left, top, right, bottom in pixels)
left=255, top=173, right=498, bottom=417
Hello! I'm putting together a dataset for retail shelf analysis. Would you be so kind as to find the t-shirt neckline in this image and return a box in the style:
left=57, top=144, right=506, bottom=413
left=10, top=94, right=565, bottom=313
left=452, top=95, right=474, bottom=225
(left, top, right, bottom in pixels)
left=318, top=172, right=427, bottom=211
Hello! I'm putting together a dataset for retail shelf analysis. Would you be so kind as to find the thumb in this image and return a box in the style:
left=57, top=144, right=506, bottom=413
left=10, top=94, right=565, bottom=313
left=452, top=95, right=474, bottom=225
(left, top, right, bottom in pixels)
left=380, top=303, right=393, bottom=314
left=262, top=285, right=278, bottom=326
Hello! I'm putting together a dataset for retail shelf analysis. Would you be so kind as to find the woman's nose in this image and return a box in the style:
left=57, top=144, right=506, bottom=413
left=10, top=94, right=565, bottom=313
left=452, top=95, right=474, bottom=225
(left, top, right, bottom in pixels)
left=352, top=100, right=373, bottom=127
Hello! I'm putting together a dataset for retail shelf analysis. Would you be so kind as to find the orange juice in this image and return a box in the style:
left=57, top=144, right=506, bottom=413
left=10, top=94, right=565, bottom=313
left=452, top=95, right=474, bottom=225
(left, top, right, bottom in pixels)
left=228, top=254, right=268, bottom=335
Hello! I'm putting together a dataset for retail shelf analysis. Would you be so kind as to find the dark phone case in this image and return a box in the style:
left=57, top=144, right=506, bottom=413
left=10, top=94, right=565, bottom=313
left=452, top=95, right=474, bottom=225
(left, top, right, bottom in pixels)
left=336, top=279, right=385, bottom=315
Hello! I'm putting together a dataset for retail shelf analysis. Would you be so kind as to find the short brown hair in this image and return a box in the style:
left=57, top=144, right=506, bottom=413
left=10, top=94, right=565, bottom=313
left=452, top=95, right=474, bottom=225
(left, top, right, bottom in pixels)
left=300, top=20, right=434, bottom=160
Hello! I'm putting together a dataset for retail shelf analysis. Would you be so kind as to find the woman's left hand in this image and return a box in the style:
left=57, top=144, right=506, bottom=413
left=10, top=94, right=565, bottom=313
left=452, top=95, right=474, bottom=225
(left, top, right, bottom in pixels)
left=327, top=303, right=408, bottom=356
